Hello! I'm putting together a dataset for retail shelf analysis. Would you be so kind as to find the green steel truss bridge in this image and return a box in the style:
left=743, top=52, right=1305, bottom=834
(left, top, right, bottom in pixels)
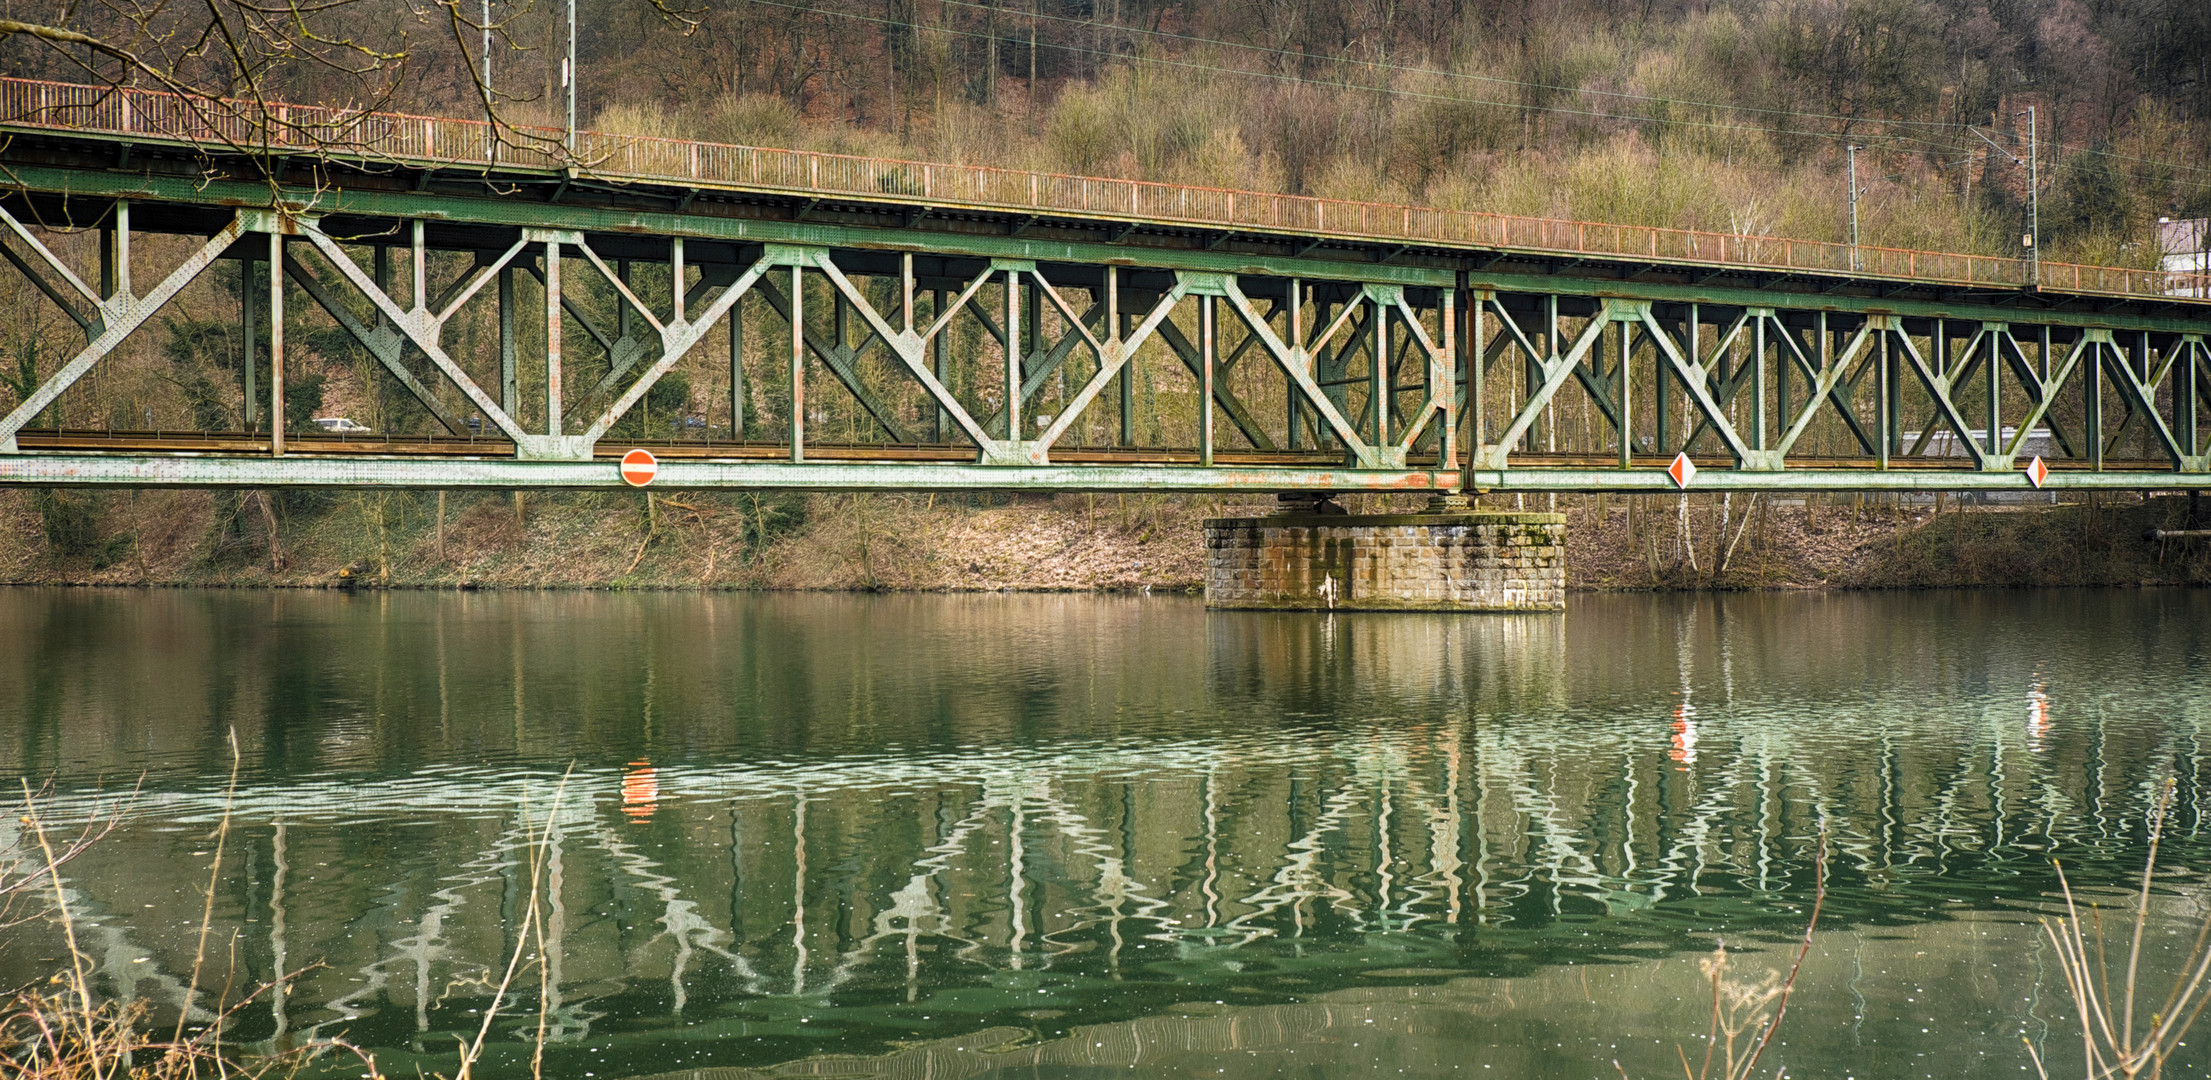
left=0, top=78, right=2206, bottom=494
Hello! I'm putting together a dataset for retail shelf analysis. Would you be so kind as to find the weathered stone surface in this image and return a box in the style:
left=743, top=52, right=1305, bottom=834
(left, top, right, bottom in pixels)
left=1201, top=512, right=1566, bottom=611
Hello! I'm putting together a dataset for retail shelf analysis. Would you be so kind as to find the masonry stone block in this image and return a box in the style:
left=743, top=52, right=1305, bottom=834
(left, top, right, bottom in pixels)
left=1200, top=511, right=1566, bottom=612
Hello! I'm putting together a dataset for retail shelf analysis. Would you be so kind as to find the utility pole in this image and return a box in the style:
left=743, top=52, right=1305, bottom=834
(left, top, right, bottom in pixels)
left=564, top=0, right=577, bottom=154
left=482, top=0, right=494, bottom=160
left=2023, top=105, right=2039, bottom=286
left=1847, top=145, right=1862, bottom=271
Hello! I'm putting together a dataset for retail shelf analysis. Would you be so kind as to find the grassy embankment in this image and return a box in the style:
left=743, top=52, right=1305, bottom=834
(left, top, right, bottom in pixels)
left=4, top=487, right=2205, bottom=592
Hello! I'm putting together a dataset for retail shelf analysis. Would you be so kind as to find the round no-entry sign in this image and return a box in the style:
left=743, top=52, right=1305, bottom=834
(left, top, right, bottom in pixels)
left=619, top=448, right=659, bottom=487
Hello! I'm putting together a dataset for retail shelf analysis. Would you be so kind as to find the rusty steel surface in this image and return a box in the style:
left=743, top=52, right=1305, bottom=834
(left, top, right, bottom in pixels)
left=1, top=76, right=2207, bottom=303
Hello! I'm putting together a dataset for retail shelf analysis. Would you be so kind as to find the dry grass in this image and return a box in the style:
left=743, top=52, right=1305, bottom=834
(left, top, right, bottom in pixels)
left=0, top=750, right=581, bottom=1080
left=2029, top=781, right=2211, bottom=1080
left=0, top=740, right=380, bottom=1080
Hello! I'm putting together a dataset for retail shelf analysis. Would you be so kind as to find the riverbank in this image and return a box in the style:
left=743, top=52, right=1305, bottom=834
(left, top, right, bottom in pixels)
left=2, top=487, right=2205, bottom=591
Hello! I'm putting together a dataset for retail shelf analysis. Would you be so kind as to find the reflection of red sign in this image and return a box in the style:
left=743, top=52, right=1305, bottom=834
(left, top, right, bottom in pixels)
left=620, top=449, right=659, bottom=487
left=2027, top=677, right=2051, bottom=749
left=1668, top=453, right=1697, bottom=489
left=1669, top=701, right=1698, bottom=766
left=621, top=760, right=659, bottom=820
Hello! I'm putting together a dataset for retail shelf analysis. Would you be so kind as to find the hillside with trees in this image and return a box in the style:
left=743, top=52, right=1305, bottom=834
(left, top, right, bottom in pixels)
left=5, top=0, right=2205, bottom=268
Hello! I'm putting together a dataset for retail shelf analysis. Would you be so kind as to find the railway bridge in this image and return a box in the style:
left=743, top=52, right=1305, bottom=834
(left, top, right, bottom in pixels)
left=0, top=77, right=2205, bottom=503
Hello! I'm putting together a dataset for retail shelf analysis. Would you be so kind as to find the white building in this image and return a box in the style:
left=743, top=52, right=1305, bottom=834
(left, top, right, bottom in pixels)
left=2162, top=217, right=2209, bottom=297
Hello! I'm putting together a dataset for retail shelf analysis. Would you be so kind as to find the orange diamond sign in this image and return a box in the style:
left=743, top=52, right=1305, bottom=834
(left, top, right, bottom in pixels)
left=2025, top=455, right=2048, bottom=489
left=1668, top=452, right=1698, bottom=489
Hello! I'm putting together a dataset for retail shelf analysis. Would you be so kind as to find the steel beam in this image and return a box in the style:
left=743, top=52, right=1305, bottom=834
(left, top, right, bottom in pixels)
left=0, top=452, right=2196, bottom=492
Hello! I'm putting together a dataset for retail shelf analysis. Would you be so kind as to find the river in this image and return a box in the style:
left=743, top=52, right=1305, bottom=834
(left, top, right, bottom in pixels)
left=2, top=587, right=2209, bottom=1079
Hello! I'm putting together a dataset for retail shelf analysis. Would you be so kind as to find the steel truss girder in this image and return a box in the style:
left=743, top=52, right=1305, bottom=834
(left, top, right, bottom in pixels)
left=0, top=161, right=2203, bottom=492
left=1464, top=296, right=2210, bottom=484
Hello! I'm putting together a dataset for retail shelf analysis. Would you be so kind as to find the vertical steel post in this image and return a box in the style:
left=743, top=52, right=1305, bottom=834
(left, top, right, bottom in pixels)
left=1617, top=316, right=1632, bottom=467
left=544, top=239, right=563, bottom=435
left=2180, top=338, right=2200, bottom=456
left=1472, top=293, right=1486, bottom=453
left=671, top=237, right=685, bottom=324
left=1986, top=326, right=2001, bottom=455
left=1104, top=266, right=1121, bottom=447
left=1286, top=280, right=1303, bottom=450
left=729, top=292, right=745, bottom=440
left=498, top=266, right=516, bottom=418
left=1887, top=328, right=1902, bottom=464
left=242, top=256, right=258, bottom=432
left=1816, top=312, right=1830, bottom=455
left=1751, top=313, right=1768, bottom=452
left=411, top=221, right=427, bottom=312
left=2089, top=337, right=2104, bottom=471
left=1371, top=297, right=1390, bottom=445
left=1537, top=295, right=1555, bottom=450
left=1655, top=312, right=1672, bottom=455
left=1875, top=327, right=1890, bottom=470
left=900, top=253, right=914, bottom=337
left=617, top=259, right=632, bottom=340
left=270, top=230, right=285, bottom=456
left=1775, top=321, right=1792, bottom=440
left=1441, top=289, right=1458, bottom=471
left=789, top=264, right=804, bottom=462
left=1199, top=294, right=1215, bottom=467
left=932, top=287, right=948, bottom=443
left=113, top=200, right=130, bottom=299
left=1024, top=278, right=1038, bottom=408
left=1004, top=268, right=1021, bottom=440
left=1117, top=304, right=1133, bottom=447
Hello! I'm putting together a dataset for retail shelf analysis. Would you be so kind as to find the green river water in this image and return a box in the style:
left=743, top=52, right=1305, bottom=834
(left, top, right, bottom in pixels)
left=3, top=587, right=2209, bottom=1079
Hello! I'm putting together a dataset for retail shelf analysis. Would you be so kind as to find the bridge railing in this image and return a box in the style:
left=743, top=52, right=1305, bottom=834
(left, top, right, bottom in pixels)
left=4, top=76, right=2209, bottom=304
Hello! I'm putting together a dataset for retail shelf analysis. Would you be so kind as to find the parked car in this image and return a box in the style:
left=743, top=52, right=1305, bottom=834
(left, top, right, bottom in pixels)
left=313, top=417, right=372, bottom=434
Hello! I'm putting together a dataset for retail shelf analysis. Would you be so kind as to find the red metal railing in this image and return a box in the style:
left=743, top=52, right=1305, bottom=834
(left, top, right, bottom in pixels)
left=4, top=76, right=2208, bottom=304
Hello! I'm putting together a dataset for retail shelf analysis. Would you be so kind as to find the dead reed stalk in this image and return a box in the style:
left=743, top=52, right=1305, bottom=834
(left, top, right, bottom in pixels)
left=1617, top=830, right=1826, bottom=1080
left=2028, top=779, right=2211, bottom=1080
left=1, top=737, right=377, bottom=1080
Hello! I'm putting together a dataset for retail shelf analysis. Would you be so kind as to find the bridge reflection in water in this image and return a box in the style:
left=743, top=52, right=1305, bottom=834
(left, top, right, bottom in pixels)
left=1, top=590, right=2208, bottom=1079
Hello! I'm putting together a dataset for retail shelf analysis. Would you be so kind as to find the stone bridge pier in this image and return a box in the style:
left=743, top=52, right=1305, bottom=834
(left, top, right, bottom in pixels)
left=1203, top=498, right=1566, bottom=612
